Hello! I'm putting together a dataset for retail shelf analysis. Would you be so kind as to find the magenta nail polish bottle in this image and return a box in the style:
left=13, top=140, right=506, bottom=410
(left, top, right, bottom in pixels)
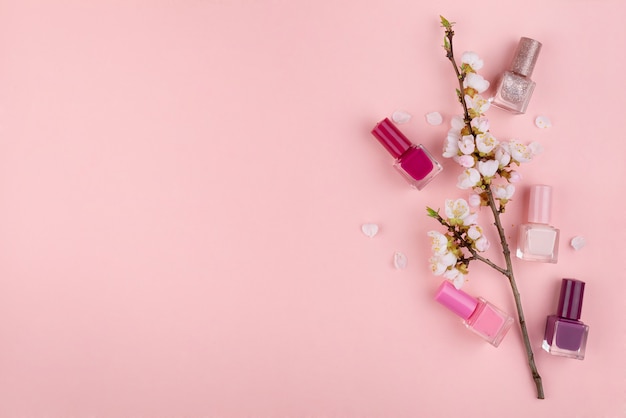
left=434, top=281, right=514, bottom=347
left=371, top=118, right=442, bottom=190
left=516, top=185, right=560, bottom=263
left=493, top=37, right=542, bottom=114
left=543, top=278, right=589, bottom=360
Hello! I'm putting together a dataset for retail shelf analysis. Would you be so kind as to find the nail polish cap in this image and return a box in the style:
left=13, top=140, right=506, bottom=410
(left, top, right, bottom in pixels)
left=371, top=118, right=413, bottom=159
left=510, top=37, right=542, bottom=77
left=557, top=278, right=585, bottom=320
left=527, top=184, right=552, bottom=224
left=434, top=281, right=478, bottom=320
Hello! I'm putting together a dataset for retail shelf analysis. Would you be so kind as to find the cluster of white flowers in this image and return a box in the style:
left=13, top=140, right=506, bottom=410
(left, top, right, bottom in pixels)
left=429, top=51, right=542, bottom=290
left=428, top=199, right=489, bottom=289
left=442, top=51, right=543, bottom=204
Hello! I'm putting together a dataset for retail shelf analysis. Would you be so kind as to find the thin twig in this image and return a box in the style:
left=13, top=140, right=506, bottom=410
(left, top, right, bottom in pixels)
left=442, top=25, right=474, bottom=136
left=485, top=186, right=544, bottom=399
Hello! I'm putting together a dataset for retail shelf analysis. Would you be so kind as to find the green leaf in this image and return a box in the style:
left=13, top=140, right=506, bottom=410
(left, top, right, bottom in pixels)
left=440, top=16, right=451, bottom=29
left=443, top=35, right=450, bottom=51
left=426, top=207, right=439, bottom=218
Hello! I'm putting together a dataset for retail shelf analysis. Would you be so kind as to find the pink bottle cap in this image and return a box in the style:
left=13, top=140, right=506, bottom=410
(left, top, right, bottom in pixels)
left=434, top=281, right=478, bottom=320
left=371, top=118, right=412, bottom=159
left=527, top=184, right=552, bottom=224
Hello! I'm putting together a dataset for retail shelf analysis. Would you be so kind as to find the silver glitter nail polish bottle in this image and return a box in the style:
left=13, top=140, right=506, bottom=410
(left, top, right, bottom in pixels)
left=493, top=37, right=542, bottom=114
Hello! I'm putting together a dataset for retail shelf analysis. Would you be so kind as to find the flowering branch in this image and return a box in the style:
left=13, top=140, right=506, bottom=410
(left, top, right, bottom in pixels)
left=426, top=16, right=545, bottom=399
left=428, top=208, right=507, bottom=276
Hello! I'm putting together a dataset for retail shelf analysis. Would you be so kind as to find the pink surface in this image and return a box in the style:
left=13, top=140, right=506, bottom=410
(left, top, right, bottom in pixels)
left=0, top=1, right=625, bottom=417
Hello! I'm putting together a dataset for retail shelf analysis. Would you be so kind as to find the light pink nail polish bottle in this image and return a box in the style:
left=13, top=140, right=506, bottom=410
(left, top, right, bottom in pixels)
left=492, top=37, right=542, bottom=114
left=434, top=281, right=514, bottom=347
left=516, top=184, right=560, bottom=263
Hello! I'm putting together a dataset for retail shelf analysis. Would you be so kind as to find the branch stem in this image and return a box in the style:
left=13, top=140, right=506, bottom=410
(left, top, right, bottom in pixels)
left=439, top=18, right=545, bottom=399
left=485, top=185, right=544, bottom=399
left=443, top=28, right=473, bottom=135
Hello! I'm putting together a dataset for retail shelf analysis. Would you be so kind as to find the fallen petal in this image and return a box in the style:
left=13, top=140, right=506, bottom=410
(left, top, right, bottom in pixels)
left=392, top=110, right=412, bottom=124
left=361, top=223, right=379, bottom=238
left=570, top=236, right=586, bottom=250
left=535, top=115, right=552, bottom=129
left=425, top=111, right=443, bottom=125
left=393, top=251, right=407, bottom=270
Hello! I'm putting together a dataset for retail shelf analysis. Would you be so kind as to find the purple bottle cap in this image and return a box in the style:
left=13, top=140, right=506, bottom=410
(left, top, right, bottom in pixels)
left=510, top=37, right=542, bottom=77
left=557, top=278, right=585, bottom=320
left=371, top=118, right=413, bottom=159
left=434, top=281, right=478, bottom=320
left=527, top=184, right=552, bottom=224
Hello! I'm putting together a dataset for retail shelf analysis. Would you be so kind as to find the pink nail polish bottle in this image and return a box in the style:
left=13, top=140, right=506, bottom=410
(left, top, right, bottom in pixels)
left=516, top=185, right=560, bottom=263
left=371, top=118, right=442, bottom=190
left=492, top=37, right=542, bottom=114
left=434, top=281, right=514, bottom=347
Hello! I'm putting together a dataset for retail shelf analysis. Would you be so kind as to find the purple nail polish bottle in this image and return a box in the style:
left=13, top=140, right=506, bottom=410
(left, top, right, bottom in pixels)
left=371, top=118, right=442, bottom=190
left=542, top=278, right=589, bottom=360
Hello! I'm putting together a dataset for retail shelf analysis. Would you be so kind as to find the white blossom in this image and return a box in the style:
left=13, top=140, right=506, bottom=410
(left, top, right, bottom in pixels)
left=478, top=159, right=499, bottom=178
left=467, top=225, right=483, bottom=240
left=474, top=236, right=490, bottom=252
left=508, top=171, right=522, bottom=183
left=476, top=132, right=498, bottom=154
left=495, top=143, right=512, bottom=168
left=466, top=221, right=487, bottom=246
left=443, top=268, right=466, bottom=289
left=463, top=73, right=490, bottom=94
left=429, top=252, right=457, bottom=275
left=450, top=115, right=465, bottom=133
left=465, top=94, right=491, bottom=115
left=470, top=117, right=489, bottom=134
left=443, top=132, right=460, bottom=158
left=455, top=154, right=475, bottom=168
left=462, top=212, right=478, bottom=226
left=428, top=231, right=449, bottom=255
left=430, top=257, right=448, bottom=275
left=457, top=168, right=481, bottom=189
left=493, top=184, right=515, bottom=200
left=458, top=135, right=475, bottom=155
left=445, top=198, right=470, bottom=221
left=509, top=139, right=542, bottom=163
left=461, top=51, right=484, bottom=71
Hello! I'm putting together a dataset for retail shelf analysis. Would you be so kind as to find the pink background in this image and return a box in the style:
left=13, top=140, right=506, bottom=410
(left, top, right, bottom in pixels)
left=0, top=0, right=624, bottom=417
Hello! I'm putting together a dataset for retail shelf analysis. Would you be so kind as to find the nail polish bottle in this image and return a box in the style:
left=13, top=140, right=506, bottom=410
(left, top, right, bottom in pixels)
left=516, top=185, right=560, bottom=263
left=434, top=281, right=514, bottom=347
left=542, top=278, right=589, bottom=360
left=371, top=118, right=442, bottom=190
left=492, top=37, right=542, bottom=114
